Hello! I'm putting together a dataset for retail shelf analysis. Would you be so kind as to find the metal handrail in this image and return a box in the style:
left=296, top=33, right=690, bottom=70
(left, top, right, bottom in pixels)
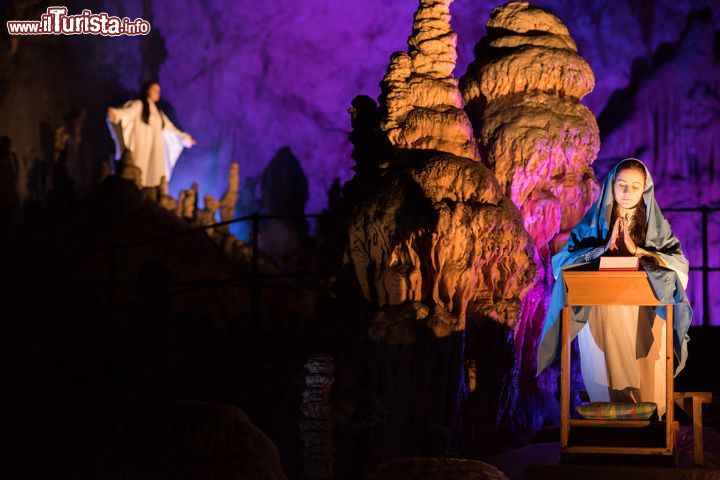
left=2, top=211, right=341, bottom=318
left=663, top=205, right=718, bottom=327
left=5, top=204, right=717, bottom=326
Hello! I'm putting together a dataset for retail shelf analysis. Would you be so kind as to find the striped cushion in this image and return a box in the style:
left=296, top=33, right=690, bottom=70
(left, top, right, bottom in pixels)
left=576, top=402, right=657, bottom=420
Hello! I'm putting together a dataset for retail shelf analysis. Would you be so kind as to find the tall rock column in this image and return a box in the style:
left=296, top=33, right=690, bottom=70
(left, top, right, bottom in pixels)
left=344, top=0, right=537, bottom=459
left=460, top=1, right=601, bottom=431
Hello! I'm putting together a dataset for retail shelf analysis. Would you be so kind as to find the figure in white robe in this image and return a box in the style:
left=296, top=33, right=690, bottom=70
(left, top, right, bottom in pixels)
left=107, top=82, right=195, bottom=186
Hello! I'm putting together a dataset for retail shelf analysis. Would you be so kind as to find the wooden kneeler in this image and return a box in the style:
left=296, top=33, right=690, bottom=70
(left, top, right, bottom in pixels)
left=560, top=270, right=677, bottom=458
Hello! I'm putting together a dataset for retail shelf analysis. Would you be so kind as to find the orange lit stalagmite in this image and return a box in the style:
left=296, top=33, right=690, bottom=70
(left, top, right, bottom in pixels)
left=460, top=1, right=601, bottom=431
left=344, top=0, right=536, bottom=458
left=347, top=156, right=535, bottom=342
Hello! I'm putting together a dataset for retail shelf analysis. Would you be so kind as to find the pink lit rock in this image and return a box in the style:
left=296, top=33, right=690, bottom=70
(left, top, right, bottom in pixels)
left=347, top=155, right=535, bottom=343
left=347, top=2, right=535, bottom=341
left=344, top=5, right=536, bottom=457
left=461, top=1, right=600, bottom=261
left=460, top=1, right=601, bottom=432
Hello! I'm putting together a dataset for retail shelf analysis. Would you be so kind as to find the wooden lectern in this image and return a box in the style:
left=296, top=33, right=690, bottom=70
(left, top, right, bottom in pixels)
left=560, top=270, right=675, bottom=457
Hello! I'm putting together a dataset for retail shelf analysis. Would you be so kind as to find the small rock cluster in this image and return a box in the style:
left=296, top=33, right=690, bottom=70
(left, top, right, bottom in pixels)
left=300, top=354, right=336, bottom=480
left=113, top=160, right=260, bottom=266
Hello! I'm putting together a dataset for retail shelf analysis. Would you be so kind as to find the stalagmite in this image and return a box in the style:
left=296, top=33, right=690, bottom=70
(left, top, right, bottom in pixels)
left=219, top=161, right=240, bottom=233
left=379, top=0, right=481, bottom=163
left=459, top=1, right=601, bottom=431
left=197, top=194, right=220, bottom=236
left=157, top=176, right=177, bottom=211
left=343, top=0, right=537, bottom=457
left=347, top=0, right=536, bottom=345
left=460, top=1, right=600, bottom=260
left=178, top=187, right=197, bottom=221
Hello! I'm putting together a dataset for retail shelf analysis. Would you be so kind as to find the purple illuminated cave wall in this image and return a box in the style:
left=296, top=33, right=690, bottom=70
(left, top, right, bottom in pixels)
left=1, top=0, right=719, bottom=321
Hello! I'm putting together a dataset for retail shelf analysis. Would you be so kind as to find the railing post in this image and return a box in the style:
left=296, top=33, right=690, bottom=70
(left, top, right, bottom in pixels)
left=251, top=212, right=260, bottom=324
left=701, top=206, right=709, bottom=327
left=107, top=246, right=116, bottom=311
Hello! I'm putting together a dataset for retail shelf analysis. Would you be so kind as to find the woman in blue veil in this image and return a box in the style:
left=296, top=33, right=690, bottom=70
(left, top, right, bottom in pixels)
left=537, top=158, right=692, bottom=417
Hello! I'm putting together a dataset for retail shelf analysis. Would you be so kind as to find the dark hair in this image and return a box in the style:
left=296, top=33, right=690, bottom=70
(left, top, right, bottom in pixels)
left=140, top=81, right=164, bottom=127
left=610, top=159, right=647, bottom=251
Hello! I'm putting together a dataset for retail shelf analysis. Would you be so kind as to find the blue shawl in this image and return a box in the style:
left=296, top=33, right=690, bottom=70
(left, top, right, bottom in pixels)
left=536, top=158, right=692, bottom=376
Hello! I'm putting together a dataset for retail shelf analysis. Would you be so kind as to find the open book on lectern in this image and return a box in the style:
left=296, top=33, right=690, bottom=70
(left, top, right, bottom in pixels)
left=599, top=256, right=640, bottom=271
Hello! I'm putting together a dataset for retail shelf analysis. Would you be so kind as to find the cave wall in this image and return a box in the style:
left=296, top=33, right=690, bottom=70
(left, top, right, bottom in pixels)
left=1, top=0, right=719, bottom=322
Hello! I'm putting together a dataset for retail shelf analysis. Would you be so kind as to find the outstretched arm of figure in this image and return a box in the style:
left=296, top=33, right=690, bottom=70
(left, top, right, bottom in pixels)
left=162, top=113, right=196, bottom=147
left=107, top=100, right=142, bottom=124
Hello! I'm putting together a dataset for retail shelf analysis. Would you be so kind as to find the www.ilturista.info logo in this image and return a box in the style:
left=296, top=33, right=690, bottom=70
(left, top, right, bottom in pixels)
left=7, top=6, right=151, bottom=36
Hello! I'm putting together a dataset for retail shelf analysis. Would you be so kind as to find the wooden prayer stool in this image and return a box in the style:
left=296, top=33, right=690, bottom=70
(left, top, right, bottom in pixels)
left=674, top=391, right=712, bottom=466
left=560, top=270, right=678, bottom=461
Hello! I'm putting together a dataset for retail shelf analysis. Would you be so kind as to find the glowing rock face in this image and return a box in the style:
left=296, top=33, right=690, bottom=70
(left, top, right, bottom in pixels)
left=346, top=0, right=536, bottom=346
left=459, top=2, right=601, bottom=429
left=379, top=0, right=481, bottom=163
left=347, top=155, right=536, bottom=344
left=461, top=1, right=600, bottom=263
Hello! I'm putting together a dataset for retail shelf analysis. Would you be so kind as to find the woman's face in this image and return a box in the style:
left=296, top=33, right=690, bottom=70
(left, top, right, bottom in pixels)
left=147, top=83, right=161, bottom=103
left=613, top=167, right=645, bottom=209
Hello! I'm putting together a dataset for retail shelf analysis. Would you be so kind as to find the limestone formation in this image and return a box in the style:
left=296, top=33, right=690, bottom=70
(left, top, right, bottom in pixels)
left=379, top=0, right=480, bottom=162
left=118, top=150, right=143, bottom=189
left=257, top=147, right=310, bottom=263
left=157, top=176, right=177, bottom=211
left=461, top=0, right=600, bottom=267
left=344, top=0, right=537, bottom=458
left=300, top=354, right=335, bottom=480
left=197, top=194, right=220, bottom=236
left=461, top=2, right=593, bottom=104
left=347, top=0, right=536, bottom=345
left=459, top=1, right=601, bottom=431
left=177, top=186, right=197, bottom=221
left=348, top=154, right=535, bottom=341
left=219, top=161, right=240, bottom=233
left=477, top=92, right=600, bottom=252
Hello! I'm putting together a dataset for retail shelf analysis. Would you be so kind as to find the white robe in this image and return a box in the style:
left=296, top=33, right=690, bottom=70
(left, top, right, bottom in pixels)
left=108, top=99, right=192, bottom=186
left=578, top=248, right=689, bottom=418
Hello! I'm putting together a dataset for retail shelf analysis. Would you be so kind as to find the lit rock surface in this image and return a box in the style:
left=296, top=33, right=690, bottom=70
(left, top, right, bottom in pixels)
left=347, top=0, right=535, bottom=342
left=343, top=0, right=536, bottom=461
left=477, top=92, right=600, bottom=251
left=462, top=3, right=593, bottom=103
left=347, top=155, right=535, bottom=342
left=460, top=1, right=601, bottom=432
left=380, top=0, right=480, bottom=162
left=218, top=162, right=240, bottom=233
left=460, top=1, right=600, bottom=273
left=486, top=1, right=569, bottom=36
